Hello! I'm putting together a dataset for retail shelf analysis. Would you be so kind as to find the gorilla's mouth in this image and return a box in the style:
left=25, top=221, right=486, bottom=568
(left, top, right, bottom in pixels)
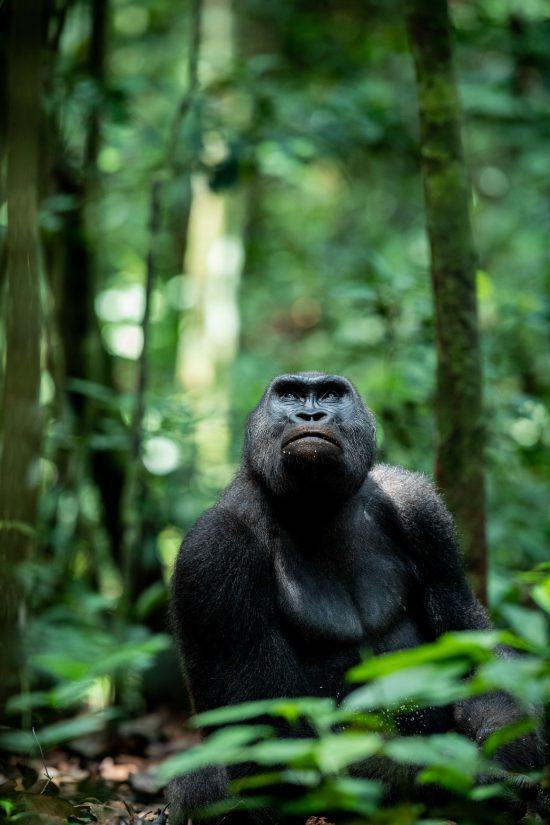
left=282, top=428, right=342, bottom=450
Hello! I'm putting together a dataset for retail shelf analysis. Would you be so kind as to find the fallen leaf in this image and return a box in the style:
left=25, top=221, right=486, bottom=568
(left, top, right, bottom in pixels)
left=129, top=770, right=163, bottom=796
left=100, top=758, right=140, bottom=783
left=305, top=818, right=335, bottom=825
left=22, top=792, right=75, bottom=821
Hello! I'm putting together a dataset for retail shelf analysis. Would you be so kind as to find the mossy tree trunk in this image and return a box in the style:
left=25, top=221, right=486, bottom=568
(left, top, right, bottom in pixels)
left=405, top=0, right=488, bottom=602
left=0, top=0, right=44, bottom=713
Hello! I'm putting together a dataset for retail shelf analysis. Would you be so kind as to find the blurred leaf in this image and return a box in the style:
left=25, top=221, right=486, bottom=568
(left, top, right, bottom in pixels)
left=0, top=711, right=116, bottom=753
left=283, top=776, right=381, bottom=816
left=531, top=576, right=550, bottom=613
left=194, top=697, right=336, bottom=729
left=312, top=733, right=381, bottom=773
left=348, top=631, right=511, bottom=682
left=384, top=733, right=482, bottom=774
left=418, top=764, right=473, bottom=796
left=155, top=725, right=272, bottom=781
left=482, top=718, right=537, bottom=757
left=134, top=581, right=168, bottom=619
left=499, top=604, right=548, bottom=648
left=344, top=662, right=471, bottom=711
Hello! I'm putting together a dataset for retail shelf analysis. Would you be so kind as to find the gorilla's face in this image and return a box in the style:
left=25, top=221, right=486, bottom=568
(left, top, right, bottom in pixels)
left=244, top=372, right=376, bottom=500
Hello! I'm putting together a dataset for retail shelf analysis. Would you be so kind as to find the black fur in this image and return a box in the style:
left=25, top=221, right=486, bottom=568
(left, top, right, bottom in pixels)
left=168, top=372, right=543, bottom=823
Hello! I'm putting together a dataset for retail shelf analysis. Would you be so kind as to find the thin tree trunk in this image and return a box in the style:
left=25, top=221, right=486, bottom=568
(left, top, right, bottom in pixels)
left=120, top=179, right=161, bottom=613
left=404, top=0, right=488, bottom=602
left=0, top=0, right=44, bottom=713
left=49, top=0, right=125, bottom=562
left=166, top=0, right=202, bottom=278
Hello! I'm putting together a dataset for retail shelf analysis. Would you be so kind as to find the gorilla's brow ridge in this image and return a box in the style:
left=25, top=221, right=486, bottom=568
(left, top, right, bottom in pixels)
left=270, top=373, right=351, bottom=395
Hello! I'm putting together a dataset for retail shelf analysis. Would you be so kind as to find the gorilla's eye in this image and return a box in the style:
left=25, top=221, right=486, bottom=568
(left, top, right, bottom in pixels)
left=320, top=390, right=341, bottom=402
left=280, top=391, right=299, bottom=402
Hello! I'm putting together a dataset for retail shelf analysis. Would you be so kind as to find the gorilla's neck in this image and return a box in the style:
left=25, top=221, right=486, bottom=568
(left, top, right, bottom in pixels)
left=244, top=466, right=363, bottom=533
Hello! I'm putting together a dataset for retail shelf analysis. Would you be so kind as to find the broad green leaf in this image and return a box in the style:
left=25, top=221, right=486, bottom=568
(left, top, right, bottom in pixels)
left=384, top=733, right=482, bottom=774
left=5, top=691, right=51, bottom=714
left=418, top=764, right=473, bottom=796
left=244, top=738, right=318, bottom=766
left=477, top=657, right=550, bottom=706
left=531, top=576, right=550, bottom=613
left=155, top=725, right=272, bottom=781
left=482, top=718, right=536, bottom=757
left=348, top=631, right=509, bottom=682
left=0, top=710, right=116, bottom=753
left=193, top=696, right=336, bottom=728
left=500, top=604, right=548, bottom=648
left=344, top=662, right=471, bottom=711
left=283, top=776, right=381, bottom=817
left=313, top=732, right=381, bottom=773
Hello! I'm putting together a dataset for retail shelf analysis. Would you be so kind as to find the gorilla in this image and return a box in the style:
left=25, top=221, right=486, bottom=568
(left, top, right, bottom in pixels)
left=167, top=372, right=543, bottom=823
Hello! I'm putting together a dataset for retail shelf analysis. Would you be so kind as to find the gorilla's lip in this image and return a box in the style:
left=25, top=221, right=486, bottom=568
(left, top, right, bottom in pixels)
left=282, top=427, right=342, bottom=449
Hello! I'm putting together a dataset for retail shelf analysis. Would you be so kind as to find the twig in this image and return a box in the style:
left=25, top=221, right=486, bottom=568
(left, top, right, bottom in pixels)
left=31, top=726, right=53, bottom=794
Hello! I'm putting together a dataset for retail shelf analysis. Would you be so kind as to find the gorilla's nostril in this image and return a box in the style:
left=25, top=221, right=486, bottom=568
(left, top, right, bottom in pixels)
left=295, top=410, right=329, bottom=422
left=296, top=411, right=327, bottom=421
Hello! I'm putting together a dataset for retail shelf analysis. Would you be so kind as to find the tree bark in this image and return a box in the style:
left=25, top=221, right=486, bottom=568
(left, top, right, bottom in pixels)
left=0, top=0, right=44, bottom=712
left=166, top=0, right=202, bottom=278
left=404, top=0, right=488, bottom=602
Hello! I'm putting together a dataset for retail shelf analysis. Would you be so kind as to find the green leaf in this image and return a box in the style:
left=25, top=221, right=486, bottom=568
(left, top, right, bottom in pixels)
left=500, top=604, right=548, bottom=648
left=531, top=576, right=550, bottom=613
left=282, top=776, right=382, bottom=817
left=418, top=764, right=473, bottom=796
left=313, top=732, right=381, bottom=773
left=155, top=725, right=272, bottom=782
left=134, top=581, right=168, bottom=620
left=347, top=631, right=508, bottom=682
left=470, top=783, right=508, bottom=800
left=244, top=738, right=318, bottom=767
left=0, top=710, right=116, bottom=753
left=5, top=691, right=51, bottom=714
left=193, top=696, right=336, bottom=729
left=477, top=657, right=550, bottom=706
left=482, top=718, right=536, bottom=757
left=384, top=733, right=482, bottom=775
left=344, top=662, right=471, bottom=711
left=0, top=520, right=36, bottom=537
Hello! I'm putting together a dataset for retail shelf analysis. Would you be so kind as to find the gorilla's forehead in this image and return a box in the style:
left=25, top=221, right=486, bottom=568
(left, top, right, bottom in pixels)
left=267, top=371, right=352, bottom=389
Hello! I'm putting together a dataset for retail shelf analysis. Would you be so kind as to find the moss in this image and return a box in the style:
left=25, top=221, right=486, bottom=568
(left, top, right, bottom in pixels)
left=405, top=0, right=487, bottom=602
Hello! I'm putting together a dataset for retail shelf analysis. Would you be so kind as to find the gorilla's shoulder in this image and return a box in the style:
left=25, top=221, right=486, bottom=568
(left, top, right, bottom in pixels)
left=370, top=463, right=440, bottom=506
left=368, top=463, right=456, bottom=545
left=180, top=502, right=255, bottom=554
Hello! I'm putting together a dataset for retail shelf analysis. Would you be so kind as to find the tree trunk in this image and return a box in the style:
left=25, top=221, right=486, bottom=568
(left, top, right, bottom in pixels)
left=404, top=0, right=488, bottom=602
left=0, top=0, right=44, bottom=713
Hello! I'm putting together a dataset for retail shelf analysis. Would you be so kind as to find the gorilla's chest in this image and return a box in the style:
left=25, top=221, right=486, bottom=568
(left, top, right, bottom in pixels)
left=274, top=523, right=409, bottom=646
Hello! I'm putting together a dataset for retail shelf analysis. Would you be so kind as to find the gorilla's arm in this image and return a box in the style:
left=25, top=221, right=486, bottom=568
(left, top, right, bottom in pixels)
left=171, top=506, right=275, bottom=710
left=168, top=506, right=296, bottom=821
left=372, top=464, right=544, bottom=772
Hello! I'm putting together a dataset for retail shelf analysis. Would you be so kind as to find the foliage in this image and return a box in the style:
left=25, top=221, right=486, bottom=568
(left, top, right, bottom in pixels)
left=155, top=573, right=550, bottom=822
left=0, top=2, right=549, bottom=822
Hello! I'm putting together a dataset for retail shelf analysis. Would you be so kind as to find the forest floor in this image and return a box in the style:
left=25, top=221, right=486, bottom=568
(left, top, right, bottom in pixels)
left=0, top=710, right=332, bottom=825
left=0, top=709, right=192, bottom=825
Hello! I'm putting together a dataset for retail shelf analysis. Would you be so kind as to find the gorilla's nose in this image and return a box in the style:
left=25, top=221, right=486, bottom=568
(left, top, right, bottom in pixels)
left=292, top=410, right=330, bottom=423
